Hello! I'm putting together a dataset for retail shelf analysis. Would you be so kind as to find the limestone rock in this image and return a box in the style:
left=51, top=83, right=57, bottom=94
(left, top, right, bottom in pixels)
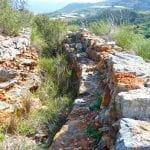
left=109, top=51, right=150, bottom=78
left=21, top=58, right=36, bottom=66
left=115, top=88, right=150, bottom=121
left=14, top=37, right=30, bottom=49
left=0, top=102, right=11, bottom=110
left=0, top=68, right=17, bottom=82
left=0, top=79, right=16, bottom=90
left=116, top=118, right=150, bottom=150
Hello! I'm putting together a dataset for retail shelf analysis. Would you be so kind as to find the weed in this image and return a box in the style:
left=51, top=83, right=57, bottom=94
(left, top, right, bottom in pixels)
left=30, top=27, right=48, bottom=50
left=17, top=120, right=35, bottom=136
left=22, top=95, right=32, bottom=118
left=84, top=126, right=102, bottom=144
left=89, top=93, right=102, bottom=111
left=0, top=134, right=5, bottom=142
left=0, top=126, right=6, bottom=142
left=6, top=117, right=17, bottom=134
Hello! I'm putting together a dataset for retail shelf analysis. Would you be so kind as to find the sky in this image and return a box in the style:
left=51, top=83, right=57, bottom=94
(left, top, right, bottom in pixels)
left=28, top=0, right=103, bottom=13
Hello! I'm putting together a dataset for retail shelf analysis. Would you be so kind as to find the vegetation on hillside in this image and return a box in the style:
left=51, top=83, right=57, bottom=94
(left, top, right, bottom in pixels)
left=34, top=15, right=67, bottom=52
left=0, top=0, right=33, bottom=35
left=89, top=21, right=150, bottom=60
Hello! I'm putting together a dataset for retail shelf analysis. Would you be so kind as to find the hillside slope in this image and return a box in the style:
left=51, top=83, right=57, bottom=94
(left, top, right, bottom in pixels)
left=48, top=0, right=150, bottom=17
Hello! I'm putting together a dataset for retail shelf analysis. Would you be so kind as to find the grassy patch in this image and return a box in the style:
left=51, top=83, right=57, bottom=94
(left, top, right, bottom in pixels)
left=29, top=55, right=77, bottom=146
left=17, top=120, right=35, bottom=136
left=113, top=25, right=150, bottom=60
left=0, top=1, right=32, bottom=36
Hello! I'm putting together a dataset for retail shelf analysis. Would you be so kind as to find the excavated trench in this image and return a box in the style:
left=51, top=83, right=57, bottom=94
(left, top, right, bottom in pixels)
left=0, top=29, right=149, bottom=149
left=50, top=30, right=150, bottom=150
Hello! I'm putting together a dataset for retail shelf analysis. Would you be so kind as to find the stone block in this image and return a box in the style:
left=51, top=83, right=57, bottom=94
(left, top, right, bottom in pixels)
left=116, top=118, right=150, bottom=150
left=115, top=88, right=150, bottom=121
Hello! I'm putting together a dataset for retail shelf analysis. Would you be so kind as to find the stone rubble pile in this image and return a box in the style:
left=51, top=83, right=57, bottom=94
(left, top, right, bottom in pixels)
left=51, top=30, right=150, bottom=149
left=0, top=29, right=40, bottom=124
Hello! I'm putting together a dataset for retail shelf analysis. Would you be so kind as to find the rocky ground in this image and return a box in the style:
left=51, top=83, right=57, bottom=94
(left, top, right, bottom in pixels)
left=50, top=30, right=150, bottom=149
left=0, top=29, right=41, bottom=124
left=0, top=29, right=43, bottom=149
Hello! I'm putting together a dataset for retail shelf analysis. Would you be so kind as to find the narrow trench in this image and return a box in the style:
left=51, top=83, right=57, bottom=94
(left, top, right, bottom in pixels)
left=49, top=49, right=104, bottom=149
left=37, top=55, right=80, bottom=148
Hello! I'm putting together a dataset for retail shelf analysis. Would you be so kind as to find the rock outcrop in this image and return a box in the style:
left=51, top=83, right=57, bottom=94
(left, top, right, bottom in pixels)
left=51, top=29, right=150, bottom=149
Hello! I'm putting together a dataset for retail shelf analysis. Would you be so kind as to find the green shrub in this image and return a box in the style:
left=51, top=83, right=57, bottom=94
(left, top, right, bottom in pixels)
left=132, top=37, right=150, bottom=60
left=30, top=27, right=47, bottom=50
left=34, top=15, right=67, bottom=52
left=0, top=0, right=32, bottom=35
left=112, top=26, right=136, bottom=49
left=0, top=126, right=6, bottom=142
left=39, top=55, right=71, bottom=93
left=113, top=25, right=150, bottom=59
left=67, top=25, right=80, bottom=32
left=30, top=55, right=76, bottom=146
left=89, top=21, right=111, bottom=35
left=0, top=134, right=5, bottom=142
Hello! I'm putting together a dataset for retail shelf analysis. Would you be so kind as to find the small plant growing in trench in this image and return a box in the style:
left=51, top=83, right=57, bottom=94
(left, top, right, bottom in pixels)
left=84, top=125, right=102, bottom=145
left=89, top=93, right=102, bottom=111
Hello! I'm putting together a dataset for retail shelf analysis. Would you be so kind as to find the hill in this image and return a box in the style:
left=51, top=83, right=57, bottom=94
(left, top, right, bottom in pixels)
left=47, top=0, right=150, bottom=18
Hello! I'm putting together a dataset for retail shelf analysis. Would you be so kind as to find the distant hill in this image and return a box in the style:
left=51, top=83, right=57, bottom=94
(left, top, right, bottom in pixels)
left=47, top=0, right=150, bottom=18
left=60, top=3, right=91, bottom=12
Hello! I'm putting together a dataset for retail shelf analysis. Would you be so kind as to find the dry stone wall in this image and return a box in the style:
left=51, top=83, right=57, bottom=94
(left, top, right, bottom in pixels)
left=0, top=29, right=40, bottom=124
left=63, top=29, right=150, bottom=149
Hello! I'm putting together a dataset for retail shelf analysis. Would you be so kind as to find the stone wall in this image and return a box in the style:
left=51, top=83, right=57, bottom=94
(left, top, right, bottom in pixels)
left=65, top=30, right=150, bottom=149
left=0, top=29, right=41, bottom=124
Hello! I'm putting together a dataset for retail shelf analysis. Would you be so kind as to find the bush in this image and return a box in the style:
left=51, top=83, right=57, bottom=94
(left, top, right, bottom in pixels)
left=67, top=25, right=80, bottom=32
left=89, top=21, right=111, bottom=35
left=84, top=126, right=102, bottom=145
left=132, top=37, right=150, bottom=60
left=113, top=25, right=150, bottom=59
left=39, top=55, right=71, bottom=93
left=0, top=0, right=32, bottom=35
left=34, top=15, right=67, bottom=52
left=112, top=25, right=137, bottom=49
left=30, top=27, right=47, bottom=50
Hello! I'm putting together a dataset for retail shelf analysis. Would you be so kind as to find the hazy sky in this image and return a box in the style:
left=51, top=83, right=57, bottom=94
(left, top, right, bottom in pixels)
left=28, top=0, right=103, bottom=13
